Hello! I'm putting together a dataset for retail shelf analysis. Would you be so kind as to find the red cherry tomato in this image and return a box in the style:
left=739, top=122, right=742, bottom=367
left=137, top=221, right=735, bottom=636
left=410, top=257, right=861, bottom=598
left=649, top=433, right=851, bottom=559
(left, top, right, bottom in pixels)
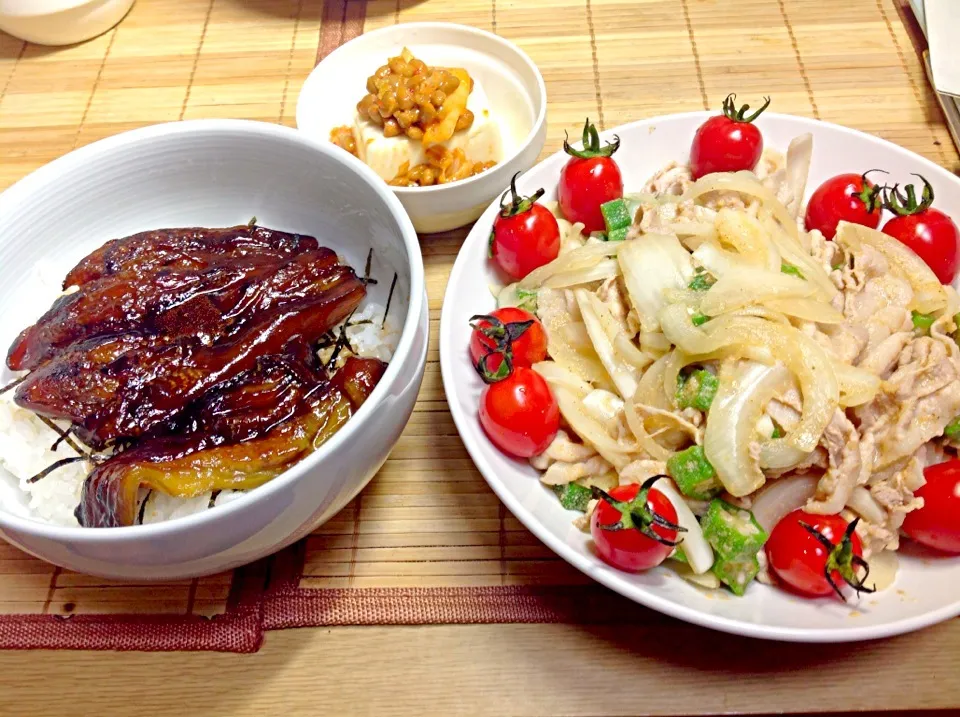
left=469, top=308, right=547, bottom=380
left=590, top=479, right=682, bottom=572
left=766, top=509, right=872, bottom=599
left=880, top=176, right=960, bottom=285
left=690, top=94, right=770, bottom=180
left=804, top=172, right=884, bottom=240
left=478, top=366, right=559, bottom=458
left=490, top=173, right=560, bottom=281
left=901, top=459, right=960, bottom=554
left=557, top=118, right=623, bottom=234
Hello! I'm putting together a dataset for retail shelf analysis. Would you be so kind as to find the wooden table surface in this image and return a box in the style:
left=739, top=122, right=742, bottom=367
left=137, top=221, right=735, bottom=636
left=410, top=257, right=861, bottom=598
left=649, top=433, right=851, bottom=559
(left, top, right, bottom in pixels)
left=0, top=0, right=959, bottom=714
left=1, top=621, right=959, bottom=716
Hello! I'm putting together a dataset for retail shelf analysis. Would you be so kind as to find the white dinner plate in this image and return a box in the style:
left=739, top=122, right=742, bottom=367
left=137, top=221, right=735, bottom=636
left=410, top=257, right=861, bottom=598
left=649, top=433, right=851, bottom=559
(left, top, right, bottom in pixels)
left=439, top=112, right=960, bottom=642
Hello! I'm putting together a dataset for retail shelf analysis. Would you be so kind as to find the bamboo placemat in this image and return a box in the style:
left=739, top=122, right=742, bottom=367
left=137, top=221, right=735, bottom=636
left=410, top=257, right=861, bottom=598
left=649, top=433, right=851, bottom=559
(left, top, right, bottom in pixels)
left=0, top=0, right=958, bottom=652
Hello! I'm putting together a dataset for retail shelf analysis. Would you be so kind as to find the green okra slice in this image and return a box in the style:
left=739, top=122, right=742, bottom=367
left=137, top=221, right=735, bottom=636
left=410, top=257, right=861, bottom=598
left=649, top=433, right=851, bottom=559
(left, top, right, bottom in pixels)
left=552, top=482, right=593, bottom=512
left=712, top=551, right=760, bottom=596
left=606, top=226, right=629, bottom=242
left=676, top=369, right=719, bottom=412
left=701, top=499, right=769, bottom=560
left=600, top=198, right=631, bottom=233
left=666, top=445, right=721, bottom=500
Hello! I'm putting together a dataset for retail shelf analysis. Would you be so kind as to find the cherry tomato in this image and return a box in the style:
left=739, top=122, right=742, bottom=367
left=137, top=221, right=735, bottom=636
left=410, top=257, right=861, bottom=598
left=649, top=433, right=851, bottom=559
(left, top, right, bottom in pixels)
left=469, top=308, right=547, bottom=380
left=804, top=172, right=884, bottom=240
left=478, top=366, right=558, bottom=458
left=557, top=118, right=623, bottom=234
left=690, top=94, right=770, bottom=180
left=901, top=459, right=960, bottom=554
left=766, top=510, right=873, bottom=599
left=881, top=176, right=959, bottom=285
left=590, top=479, right=683, bottom=572
left=490, top=173, right=560, bottom=281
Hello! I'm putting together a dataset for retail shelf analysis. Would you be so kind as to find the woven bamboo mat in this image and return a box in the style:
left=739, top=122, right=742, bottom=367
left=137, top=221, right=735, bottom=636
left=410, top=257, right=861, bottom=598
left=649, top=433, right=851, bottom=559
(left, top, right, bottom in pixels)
left=0, top=0, right=957, bottom=651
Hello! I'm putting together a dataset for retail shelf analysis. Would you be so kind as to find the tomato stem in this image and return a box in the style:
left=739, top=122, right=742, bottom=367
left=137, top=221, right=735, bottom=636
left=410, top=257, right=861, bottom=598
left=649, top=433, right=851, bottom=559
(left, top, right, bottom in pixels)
left=721, top=93, right=771, bottom=124
left=799, top=517, right=875, bottom=600
left=883, top=174, right=935, bottom=217
left=498, top=172, right=545, bottom=219
left=591, top=476, right=686, bottom=547
left=563, top=117, right=620, bottom=160
left=857, top=170, right=887, bottom=213
left=468, top=313, right=535, bottom=384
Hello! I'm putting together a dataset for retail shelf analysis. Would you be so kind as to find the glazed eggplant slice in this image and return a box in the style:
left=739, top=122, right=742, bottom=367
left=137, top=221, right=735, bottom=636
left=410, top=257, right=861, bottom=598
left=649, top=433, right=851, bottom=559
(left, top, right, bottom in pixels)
left=7, top=248, right=339, bottom=371
left=15, top=267, right=366, bottom=444
left=76, top=357, right=387, bottom=527
left=63, top=225, right=319, bottom=289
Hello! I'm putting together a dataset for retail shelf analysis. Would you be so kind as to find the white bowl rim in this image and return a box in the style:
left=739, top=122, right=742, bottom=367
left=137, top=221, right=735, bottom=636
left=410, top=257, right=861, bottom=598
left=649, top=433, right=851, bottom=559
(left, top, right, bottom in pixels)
left=0, top=118, right=425, bottom=541
left=439, top=110, right=960, bottom=643
left=300, top=21, right=548, bottom=197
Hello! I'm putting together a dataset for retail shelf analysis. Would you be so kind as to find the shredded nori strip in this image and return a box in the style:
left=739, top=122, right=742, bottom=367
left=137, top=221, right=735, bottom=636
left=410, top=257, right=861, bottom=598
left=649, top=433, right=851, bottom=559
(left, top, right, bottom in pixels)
left=27, top=456, right=88, bottom=484
left=208, top=490, right=221, bottom=509
left=137, top=491, right=153, bottom=525
left=382, top=272, right=398, bottom=329
left=362, top=248, right=373, bottom=286
left=326, top=308, right=358, bottom=369
left=0, top=375, right=25, bottom=396
left=37, top=416, right=86, bottom=456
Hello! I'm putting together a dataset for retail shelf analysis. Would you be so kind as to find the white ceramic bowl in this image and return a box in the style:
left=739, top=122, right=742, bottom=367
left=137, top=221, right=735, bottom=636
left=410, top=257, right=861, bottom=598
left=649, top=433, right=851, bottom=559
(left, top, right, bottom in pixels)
left=296, top=22, right=547, bottom=234
left=440, top=112, right=960, bottom=642
left=0, top=119, right=427, bottom=580
left=0, top=0, right=134, bottom=46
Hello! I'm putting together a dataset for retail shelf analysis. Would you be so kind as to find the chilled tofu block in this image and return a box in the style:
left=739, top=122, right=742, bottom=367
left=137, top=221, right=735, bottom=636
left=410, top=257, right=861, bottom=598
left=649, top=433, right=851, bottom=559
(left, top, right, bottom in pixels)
left=355, top=78, right=503, bottom=182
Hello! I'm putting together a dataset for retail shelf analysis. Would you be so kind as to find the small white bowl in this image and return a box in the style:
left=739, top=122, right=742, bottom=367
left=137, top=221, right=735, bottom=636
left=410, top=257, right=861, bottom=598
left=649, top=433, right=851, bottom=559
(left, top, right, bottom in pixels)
left=0, top=0, right=134, bottom=46
left=296, top=22, right=547, bottom=234
left=0, top=120, right=427, bottom=580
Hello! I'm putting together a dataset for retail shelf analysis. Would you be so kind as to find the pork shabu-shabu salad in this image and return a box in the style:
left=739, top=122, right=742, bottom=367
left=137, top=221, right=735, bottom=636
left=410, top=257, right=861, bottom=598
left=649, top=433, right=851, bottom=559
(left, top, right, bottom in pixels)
left=468, top=96, right=960, bottom=600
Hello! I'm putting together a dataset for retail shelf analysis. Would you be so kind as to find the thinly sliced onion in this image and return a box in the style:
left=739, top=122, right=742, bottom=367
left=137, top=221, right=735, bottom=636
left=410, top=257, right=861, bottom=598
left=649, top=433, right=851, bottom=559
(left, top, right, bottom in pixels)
left=700, top=269, right=817, bottom=316
left=783, top=133, right=813, bottom=218
left=765, top=297, right=844, bottom=324
left=846, top=485, right=887, bottom=526
left=639, top=331, right=672, bottom=353
left=833, top=361, right=882, bottom=407
left=727, top=306, right=791, bottom=325
left=538, top=288, right=611, bottom=386
left=542, top=259, right=621, bottom=289
left=618, top=233, right=694, bottom=332
left=762, top=215, right=838, bottom=300
left=692, top=241, right=749, bottom=277
left=657, top=479, right=715, bottom=574
left=635, top=352, right=673, bottom=409
left=715, top=207, right=780, bottom=271
left=682, top=170, right=799, bottom=243
left=520, top=241, right=624, bottom=290
left=583, top=388, right=625, bottom=426
left=624, top=354, right=674, bottom=461
left=576, top=289, right=638, bottom=399
left=759, top=439, right=813, bottom=471
left=704, top=361, right=790, bottom=496
left=751, top=474, right=819, bottom=533
left=560, top=322, right=592, bottom=351
left=533, top=360, right=593, bottom=398
left=614, top=333, right=653, bottom=371
left=835, top=221, right=947, bottom=314
left=553, top=385, right=635, bottom=470
left=659, top=310, right=839, bottom=452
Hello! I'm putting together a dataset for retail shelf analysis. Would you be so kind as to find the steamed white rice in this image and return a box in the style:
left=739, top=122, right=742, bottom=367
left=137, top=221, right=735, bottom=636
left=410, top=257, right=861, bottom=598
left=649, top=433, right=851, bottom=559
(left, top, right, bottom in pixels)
left=0, top=285, right=400, bottom=527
